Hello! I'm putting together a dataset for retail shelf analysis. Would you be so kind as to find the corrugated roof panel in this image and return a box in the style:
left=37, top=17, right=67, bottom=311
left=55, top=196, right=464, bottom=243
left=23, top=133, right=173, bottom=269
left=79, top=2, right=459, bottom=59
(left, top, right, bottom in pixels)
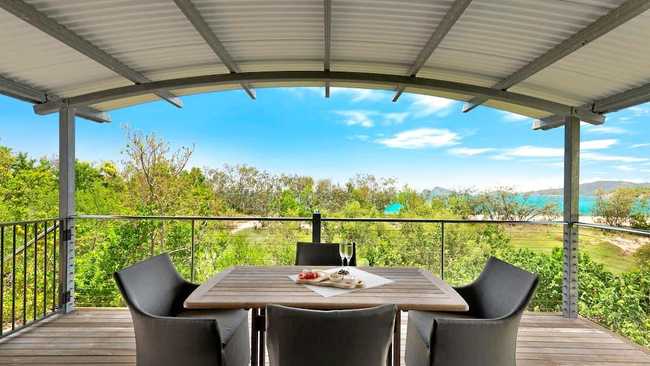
left=513, top=9, right=650, bottom=105
left=0, top=0, right=648, bottom=119
left=426, top=0, right=627, bottom=82
left=0, top=7, right=127, bottom=97
left=23, top=0, right=221, bottom=78
left=192, top=0, right=323, bottom=68
left=331, top=0, right=454, bottom=72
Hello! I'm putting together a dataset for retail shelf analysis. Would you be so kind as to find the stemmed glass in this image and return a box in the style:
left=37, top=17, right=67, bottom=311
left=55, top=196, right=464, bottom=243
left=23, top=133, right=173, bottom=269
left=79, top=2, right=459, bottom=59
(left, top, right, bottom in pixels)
left=339, top=242, right=354, bottom=270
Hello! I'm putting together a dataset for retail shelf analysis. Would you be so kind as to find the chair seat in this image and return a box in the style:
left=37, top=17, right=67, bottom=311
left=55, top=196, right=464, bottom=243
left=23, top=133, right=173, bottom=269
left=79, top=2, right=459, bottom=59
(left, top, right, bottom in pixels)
left=176, top=308, right=248, bottom=344
left=409, top=310, right=475, bottom=348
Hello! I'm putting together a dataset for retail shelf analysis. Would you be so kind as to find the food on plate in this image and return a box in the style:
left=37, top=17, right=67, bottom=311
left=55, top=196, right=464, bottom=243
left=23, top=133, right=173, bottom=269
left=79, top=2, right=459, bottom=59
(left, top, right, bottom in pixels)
left=298, top=270, right=321, bottom=280
left=337, top=269, right=350, bottom=275
left=294, top=269, right=364, bottom=288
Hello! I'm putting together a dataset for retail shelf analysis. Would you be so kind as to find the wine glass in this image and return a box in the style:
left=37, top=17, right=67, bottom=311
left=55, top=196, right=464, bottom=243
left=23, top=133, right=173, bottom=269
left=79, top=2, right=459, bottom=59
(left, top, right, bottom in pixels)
left=339, top=242, right=354, bottom=270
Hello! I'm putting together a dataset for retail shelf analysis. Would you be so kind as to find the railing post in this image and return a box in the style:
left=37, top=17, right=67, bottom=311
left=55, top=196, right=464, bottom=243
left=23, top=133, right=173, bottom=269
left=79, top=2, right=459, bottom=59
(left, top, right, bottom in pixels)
left=58, top=106, right=76, bottom=313
left=440, top=222, right=445, bottom=280
left=312, top=212, right=321, bottom=243
left=190, top=219, right=196, bottom=282
left=563, top=116, right=580, bottom=319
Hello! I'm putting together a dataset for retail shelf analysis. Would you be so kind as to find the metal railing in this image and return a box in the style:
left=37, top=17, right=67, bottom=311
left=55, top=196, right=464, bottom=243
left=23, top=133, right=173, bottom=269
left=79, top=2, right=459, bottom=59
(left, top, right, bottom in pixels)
left=0, top=218, right=62, bottom=337
left=1, top=213, right=648, bottom=338
left=75, top=213, right=561, bottom=282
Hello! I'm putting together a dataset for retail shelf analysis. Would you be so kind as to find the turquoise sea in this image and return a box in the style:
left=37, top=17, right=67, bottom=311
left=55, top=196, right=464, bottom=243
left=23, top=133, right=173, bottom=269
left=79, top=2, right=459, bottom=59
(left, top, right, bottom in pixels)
left=384, top=195, right=598, bottom=215
left=521, top=195, right=597, bottom=215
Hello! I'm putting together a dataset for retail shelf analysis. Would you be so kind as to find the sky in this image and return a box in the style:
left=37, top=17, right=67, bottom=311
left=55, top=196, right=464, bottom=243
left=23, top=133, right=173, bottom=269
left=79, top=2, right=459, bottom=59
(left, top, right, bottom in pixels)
left=0, top=87, right=649, bottom=192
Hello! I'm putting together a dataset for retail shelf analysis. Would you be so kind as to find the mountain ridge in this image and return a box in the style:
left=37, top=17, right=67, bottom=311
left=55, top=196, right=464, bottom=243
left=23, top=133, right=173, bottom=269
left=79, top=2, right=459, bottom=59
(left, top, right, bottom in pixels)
left=526, top=180, right=650, bottom=196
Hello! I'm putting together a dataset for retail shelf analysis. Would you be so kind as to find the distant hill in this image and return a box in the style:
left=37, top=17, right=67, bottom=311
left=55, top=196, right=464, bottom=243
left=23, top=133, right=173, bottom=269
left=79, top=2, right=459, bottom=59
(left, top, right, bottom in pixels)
left=527, top=180, right=650, bottom=196
left=421, top=186, right=454, bottom=199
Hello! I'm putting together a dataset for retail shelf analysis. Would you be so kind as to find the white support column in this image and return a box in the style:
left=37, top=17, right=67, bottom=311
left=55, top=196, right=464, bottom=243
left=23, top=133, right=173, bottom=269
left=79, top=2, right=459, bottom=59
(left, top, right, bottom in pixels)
left=563, top=116, right=580, bottom=318
left=58, top=106, right=76, bottom=313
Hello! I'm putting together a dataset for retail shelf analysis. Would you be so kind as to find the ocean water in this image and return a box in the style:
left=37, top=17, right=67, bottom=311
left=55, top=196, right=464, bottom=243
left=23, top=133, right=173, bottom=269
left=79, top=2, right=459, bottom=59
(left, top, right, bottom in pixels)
left=384, top=195, right=598, bottom=215
left=521, top=195, right=596, bottom=216
left=385, top=195, right=646, bottom=216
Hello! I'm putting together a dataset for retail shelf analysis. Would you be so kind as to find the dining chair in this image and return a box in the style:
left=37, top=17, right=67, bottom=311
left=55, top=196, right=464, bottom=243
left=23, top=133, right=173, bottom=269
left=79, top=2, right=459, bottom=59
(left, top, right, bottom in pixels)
left=405, top=257, right=538, bottom=366
left=294, top=242, right=357, bottom=266
left=266, top=304, right=396, bottom=366
left=114, top=253, right=249, bottom=366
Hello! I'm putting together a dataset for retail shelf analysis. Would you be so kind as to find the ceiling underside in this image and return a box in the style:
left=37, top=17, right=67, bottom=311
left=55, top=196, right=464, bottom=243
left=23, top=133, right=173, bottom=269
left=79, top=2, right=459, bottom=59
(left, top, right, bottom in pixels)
left=0, top=0, right=649, bottom=123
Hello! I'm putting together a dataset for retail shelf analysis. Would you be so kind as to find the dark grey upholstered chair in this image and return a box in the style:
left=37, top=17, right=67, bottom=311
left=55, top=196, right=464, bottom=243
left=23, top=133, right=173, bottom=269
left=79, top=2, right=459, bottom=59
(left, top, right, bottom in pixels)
left=295, top=242, right=357, bottom=266
left=406, top=257, right=538, bottom=366
left=114, top=254, right=249, bottom=366
left=266, top=304, right=396, bottom=366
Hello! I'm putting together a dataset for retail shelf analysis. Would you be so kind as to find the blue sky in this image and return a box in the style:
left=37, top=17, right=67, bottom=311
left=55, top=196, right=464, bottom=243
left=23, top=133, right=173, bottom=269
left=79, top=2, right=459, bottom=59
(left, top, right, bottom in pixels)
left=0, top=88, right=648, bottom=191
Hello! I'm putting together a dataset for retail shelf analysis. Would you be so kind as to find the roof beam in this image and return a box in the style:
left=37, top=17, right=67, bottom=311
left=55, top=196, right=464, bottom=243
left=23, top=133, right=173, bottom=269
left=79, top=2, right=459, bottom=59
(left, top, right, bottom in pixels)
left=0, top=0, right=182, bottom=108
left=324, top=0, right=332, bottom=98
left=0, top=74, right=110, bottom=123
left=73, top=106, right=112, bottom=123
left=593, top=82, right=650, bottom=113
left=173, top=0, right=255, bottom=99
left=0, top=75, right=45, bottom=103
left=33, top=70, right=603, bottom=123
left=463, top=0, right=650, bottom=113
left=533, top=81, right=649, bottom=130
left=392, top=0, right=473, bottom=102
left=532, top=112, right=605, bottom=131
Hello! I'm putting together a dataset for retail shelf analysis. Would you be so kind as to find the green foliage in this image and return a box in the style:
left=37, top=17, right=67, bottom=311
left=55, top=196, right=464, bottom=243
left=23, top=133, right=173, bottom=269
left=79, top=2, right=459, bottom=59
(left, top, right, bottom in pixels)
left=1, top=137, right=649, bottom=348
left=593, top=187, right=650, bottom=228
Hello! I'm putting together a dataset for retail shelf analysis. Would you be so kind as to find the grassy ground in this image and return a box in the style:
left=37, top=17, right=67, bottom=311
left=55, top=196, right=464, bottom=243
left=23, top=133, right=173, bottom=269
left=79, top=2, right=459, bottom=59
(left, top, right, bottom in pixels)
left=506, top=225, right=640, bottom=273
left=236, top=223, right=643, bottom=274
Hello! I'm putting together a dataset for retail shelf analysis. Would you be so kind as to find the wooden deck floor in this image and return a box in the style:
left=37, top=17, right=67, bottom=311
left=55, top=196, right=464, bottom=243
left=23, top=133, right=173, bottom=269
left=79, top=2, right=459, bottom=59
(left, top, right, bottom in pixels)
left=0, top=308, right=648, bottom=365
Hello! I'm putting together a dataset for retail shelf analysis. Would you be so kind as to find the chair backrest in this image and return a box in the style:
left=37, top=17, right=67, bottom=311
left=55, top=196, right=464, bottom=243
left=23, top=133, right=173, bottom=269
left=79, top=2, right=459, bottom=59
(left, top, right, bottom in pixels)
left=295, top=242, right=357, bottom=266
left=113, top=253, right=187, bottom=317
left=465, top=257, right=538, bottom=319
left=266, top=304, right=396, bottom=366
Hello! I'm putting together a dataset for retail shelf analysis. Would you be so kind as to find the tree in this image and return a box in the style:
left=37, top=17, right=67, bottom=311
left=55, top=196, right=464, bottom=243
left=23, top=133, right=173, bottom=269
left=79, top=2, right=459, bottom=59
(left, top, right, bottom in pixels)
left=474, top=188, right=559, bottom=221
left=593, top=187, right=649, bottom=227
left=123, top=129, right=194, bottom=215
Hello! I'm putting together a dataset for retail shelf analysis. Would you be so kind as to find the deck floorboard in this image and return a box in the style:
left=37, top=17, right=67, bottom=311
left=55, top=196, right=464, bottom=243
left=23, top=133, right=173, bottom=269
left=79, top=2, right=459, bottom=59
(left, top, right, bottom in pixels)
left=0, top=308, right=648, bottom=365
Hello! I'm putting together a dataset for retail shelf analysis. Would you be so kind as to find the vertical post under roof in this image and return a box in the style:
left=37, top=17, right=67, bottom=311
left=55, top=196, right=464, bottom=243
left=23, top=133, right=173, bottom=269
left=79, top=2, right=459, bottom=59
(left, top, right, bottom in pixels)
left=563, top=116, right=580, bottom=319
left=58, top=106, right=76, bottom=313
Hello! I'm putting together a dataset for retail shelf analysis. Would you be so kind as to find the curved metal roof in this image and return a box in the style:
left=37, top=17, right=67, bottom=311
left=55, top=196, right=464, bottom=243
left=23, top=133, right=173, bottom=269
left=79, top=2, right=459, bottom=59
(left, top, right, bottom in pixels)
left=0, top=0, right=649, bottom=125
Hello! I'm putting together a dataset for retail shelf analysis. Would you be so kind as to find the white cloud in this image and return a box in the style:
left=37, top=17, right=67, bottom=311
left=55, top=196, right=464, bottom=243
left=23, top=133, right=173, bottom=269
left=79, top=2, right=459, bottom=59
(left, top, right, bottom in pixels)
left=336, top=110, right=375, bottom=127
left=581, top=139, right=617, bottom=150
left=448, top=147, right=495, bottom=156
left=500, top=146, right=564, bottom=158
left=383, top=112, right=409, bottom=125
left=583, top=125, right=628, bottom=135
left=631, top=143, right=650, bottom=148
left=582, top=152, right=649, bottom=163
left=331, top=87, right=385, bottom=102
left=288, top=87, right=387, bottom=103
left=628, top=105, right=650, bottom=117
left=500, top=111, right=531, bottom=122
left=615, top=165, right=635, bottom=172
left=377, top=128, right=460, bottom=149
left=491, top=143, right=645, bottom=163
left=335, top=110, right=411, bottom=128
left=407, top=95, right=457, bottom=117
left=541, top=161, right=565, bottom=168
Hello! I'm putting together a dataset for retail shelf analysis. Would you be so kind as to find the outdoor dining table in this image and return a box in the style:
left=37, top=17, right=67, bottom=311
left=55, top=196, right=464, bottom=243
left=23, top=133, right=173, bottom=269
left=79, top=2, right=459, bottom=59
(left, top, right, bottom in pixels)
left=184, top=266, right=469, bottom=366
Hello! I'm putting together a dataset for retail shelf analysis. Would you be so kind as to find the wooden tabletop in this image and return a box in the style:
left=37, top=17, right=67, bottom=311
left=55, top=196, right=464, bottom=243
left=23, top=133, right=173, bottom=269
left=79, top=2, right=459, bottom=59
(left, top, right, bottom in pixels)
left=185, top=266, right=469, bottom=312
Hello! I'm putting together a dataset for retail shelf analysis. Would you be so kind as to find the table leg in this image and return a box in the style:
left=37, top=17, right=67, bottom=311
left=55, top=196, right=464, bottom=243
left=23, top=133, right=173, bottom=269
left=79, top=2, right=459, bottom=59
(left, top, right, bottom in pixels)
left=259, top=308, right=266, bottom=366
left=393, top=311, right=401, bottom=366
left=251, top=308, right=259, bottom=366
